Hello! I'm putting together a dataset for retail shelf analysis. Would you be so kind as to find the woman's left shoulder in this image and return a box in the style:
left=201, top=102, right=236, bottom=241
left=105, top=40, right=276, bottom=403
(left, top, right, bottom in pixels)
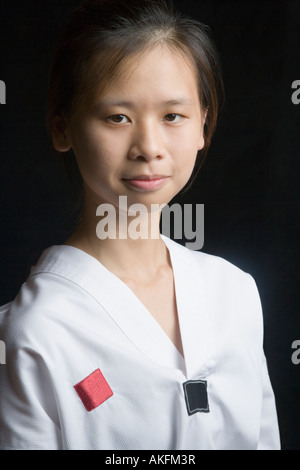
left=192, top=246, right=261, bottom=303
left=191, top=247, right=254, bottom=282
left=165, top=235, right=256, bottom=286
left=165, top=237, right=262, bottom=321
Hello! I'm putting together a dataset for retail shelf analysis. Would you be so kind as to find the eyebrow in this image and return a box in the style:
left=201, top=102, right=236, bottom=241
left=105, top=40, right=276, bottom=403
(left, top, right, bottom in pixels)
left=96, top=98, right=194, bottom=108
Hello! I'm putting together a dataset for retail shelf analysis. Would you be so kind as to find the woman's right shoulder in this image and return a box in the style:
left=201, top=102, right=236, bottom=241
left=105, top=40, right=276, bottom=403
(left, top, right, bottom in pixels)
left=0, top=244, right=95, bottom=346
left=0, top=269, right=71, bottom=348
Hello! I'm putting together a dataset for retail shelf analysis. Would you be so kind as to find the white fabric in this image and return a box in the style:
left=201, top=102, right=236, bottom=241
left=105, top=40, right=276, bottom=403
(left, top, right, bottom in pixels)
left=0, top=235, right=280, bottom=450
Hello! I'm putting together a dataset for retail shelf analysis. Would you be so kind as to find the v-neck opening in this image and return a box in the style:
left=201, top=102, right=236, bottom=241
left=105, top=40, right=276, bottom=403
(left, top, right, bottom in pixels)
left=37, top=235, right=216, bottom=378
left=61, top=236, right=186, bottom=374
left=97, top=236, right=186, bottom=373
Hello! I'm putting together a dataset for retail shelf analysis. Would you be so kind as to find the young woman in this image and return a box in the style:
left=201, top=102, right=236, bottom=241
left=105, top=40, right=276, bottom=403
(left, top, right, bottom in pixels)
left=0, top=0, right=280, bottom=450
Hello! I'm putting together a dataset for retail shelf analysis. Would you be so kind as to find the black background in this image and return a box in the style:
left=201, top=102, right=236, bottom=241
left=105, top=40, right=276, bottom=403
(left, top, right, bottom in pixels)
left=0, top=0, right=299, bottom=450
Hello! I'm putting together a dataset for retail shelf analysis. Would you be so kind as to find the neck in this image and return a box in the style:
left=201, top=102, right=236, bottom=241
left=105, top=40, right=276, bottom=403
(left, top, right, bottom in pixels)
left=64, top=196, right=170, bottom=280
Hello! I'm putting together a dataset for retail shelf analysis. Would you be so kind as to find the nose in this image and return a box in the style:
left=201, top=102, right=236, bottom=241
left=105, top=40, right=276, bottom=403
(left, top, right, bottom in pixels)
left=127, top=120, right=165, bottom=162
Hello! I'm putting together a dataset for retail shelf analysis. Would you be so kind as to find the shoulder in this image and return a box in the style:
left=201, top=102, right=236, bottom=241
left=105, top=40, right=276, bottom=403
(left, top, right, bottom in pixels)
left=192, top=246, right=258, bottom=295
left=163, top=236, right=263, bottom=338
left=0, top=245, right=96, bottom=350
left=163, top=234, right=256, bottom=287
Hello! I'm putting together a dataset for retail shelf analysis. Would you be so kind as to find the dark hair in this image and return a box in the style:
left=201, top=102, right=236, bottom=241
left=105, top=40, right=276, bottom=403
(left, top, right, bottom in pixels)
left=46, top=0, right=224, bottom=212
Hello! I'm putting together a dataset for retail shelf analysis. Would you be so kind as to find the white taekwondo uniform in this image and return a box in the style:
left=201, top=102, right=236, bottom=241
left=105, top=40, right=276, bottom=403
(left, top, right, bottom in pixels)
left=0, top=235, right=280, bottom=450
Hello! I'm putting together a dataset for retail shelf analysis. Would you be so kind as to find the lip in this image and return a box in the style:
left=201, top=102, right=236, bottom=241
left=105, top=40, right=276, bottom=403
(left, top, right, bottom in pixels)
left=122, top=175, right=169, bottom=192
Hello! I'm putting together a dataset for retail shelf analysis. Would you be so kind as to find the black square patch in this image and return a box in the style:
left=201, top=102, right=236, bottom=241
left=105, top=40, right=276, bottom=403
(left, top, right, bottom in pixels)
left=183, top=380, right=209, bottom=415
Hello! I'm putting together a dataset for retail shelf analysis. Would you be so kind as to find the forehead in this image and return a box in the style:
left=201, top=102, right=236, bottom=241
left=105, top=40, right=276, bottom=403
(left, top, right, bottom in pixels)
left=92, top=44, right=200, bottom=106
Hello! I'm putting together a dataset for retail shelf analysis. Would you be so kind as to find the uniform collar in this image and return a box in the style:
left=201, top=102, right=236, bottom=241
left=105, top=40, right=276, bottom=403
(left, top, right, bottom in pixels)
left=30, top=236, right=216, bottom=379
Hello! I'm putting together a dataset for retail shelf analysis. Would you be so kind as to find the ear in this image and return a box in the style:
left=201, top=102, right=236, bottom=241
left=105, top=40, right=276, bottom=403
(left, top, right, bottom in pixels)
left=198, top=107, right=208, bottom=151
left=51, top=115, right=72, bottom=152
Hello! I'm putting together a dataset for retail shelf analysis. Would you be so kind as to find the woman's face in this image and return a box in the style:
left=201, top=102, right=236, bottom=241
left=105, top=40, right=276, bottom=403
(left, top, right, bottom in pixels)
left=56, top=45, right=206, bottom=211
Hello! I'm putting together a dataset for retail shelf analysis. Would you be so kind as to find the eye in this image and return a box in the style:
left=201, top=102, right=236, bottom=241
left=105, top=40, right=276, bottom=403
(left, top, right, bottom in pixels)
left=164, top=113, right=183, bottom=123
left=106, top=114, right=129, bottom=124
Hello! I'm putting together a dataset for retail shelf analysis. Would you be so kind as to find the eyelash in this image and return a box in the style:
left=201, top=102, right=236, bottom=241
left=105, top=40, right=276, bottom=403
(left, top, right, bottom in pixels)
left=106, top=114, right=129, bottom=124
left=105, top=113, right=184, bottom=124
left=164, top=113, right=184, bottom=123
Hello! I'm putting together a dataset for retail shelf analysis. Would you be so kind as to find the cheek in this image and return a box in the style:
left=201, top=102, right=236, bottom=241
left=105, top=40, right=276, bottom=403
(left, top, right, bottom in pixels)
left=169, top=120, right=203, bottom=150
left=170, top=141, right=200, bottom=190
left=170, top=134, right=199, bottom=168
left=71, top=128, right=118, bottom=177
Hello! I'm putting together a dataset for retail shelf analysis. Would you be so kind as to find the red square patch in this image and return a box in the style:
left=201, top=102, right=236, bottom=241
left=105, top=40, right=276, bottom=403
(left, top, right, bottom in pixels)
left=74, top=369, right=113, bottom=412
